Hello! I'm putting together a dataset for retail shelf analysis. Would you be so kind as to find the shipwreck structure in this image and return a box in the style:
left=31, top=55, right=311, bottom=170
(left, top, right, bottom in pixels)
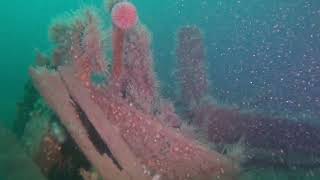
left=29, top=1, right=238, bottom=180
left=26, top=0, right=320, bottom=179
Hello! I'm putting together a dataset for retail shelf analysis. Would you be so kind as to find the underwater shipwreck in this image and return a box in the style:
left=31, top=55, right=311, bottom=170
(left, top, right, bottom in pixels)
left=7, top=0, right=320, bottom=180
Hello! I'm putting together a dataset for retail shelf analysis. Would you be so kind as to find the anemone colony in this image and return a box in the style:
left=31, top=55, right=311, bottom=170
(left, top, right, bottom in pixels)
left=30, top=1, right=238, bottom=180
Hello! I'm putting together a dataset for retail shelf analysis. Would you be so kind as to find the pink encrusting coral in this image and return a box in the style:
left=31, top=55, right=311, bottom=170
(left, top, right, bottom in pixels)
left=30, top=2, right=239, bottom=180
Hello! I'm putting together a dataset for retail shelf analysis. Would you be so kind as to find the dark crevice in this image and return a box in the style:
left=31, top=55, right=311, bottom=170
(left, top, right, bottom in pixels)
left=69, top=96, right=123, bottom=170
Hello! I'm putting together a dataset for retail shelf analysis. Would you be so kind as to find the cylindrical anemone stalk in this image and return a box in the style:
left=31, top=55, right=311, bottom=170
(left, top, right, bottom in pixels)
left=112, top=27, right=125, bottom=80
left=111, top=1, right=138, bottom=80
left=176, top=26, right=209, bottom=109
left=120, top=25, right=160, bottom=114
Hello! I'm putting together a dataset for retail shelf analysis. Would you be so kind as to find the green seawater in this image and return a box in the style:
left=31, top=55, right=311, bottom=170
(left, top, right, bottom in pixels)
left=0, top=0, right=83, bottom=128
left=0, top=0, right=320, bottom=179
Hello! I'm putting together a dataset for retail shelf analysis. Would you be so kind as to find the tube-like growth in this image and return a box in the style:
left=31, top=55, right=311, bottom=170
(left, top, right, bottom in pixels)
left=111, top=2, right=138, bottom=80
